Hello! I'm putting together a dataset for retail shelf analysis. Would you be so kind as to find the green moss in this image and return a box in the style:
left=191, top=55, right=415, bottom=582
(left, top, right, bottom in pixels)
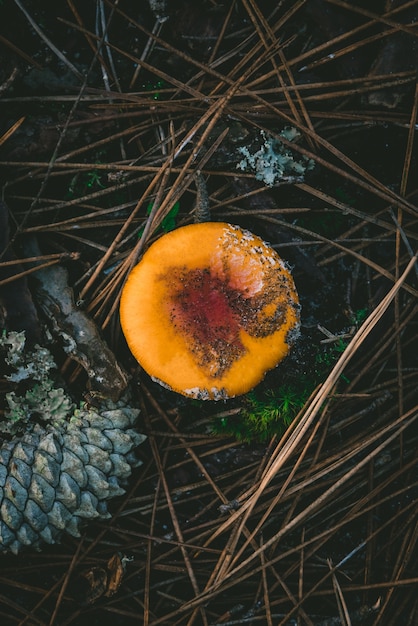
left=212, top=383, right=312, bottom=442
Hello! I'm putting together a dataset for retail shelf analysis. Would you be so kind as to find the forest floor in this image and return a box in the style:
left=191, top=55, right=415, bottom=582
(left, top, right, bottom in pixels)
left=0, top=1, right=417, bottom=625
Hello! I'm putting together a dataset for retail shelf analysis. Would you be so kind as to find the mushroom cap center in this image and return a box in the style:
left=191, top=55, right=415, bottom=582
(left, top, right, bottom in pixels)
left=165, top=267, right=245, bottom=378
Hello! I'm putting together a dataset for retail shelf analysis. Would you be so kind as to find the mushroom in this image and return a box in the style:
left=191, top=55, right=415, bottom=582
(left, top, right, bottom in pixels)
left=120, top=222, right=300, bottom=400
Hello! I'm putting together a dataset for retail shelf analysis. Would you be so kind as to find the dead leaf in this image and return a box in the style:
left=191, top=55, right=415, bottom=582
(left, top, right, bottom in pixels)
left=104, top=552, right=129, bottom=597
left=78, top=566, right=108, bottom=605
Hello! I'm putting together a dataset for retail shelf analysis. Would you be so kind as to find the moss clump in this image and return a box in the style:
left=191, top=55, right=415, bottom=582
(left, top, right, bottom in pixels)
left=212, top=384, right=311, bottom=442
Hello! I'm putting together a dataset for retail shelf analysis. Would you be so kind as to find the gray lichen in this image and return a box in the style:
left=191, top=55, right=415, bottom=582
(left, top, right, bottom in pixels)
left=2, top=331, right=55, bottom=383
left=0, top=331, right=146, bottom=554
left=236, top=128, right=315, bottom=186
left=1, top=331, right=72, bottom=435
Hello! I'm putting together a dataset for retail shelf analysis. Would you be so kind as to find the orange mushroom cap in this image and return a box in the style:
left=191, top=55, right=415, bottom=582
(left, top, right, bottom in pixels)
left=120, top=222, right=300, bottom=400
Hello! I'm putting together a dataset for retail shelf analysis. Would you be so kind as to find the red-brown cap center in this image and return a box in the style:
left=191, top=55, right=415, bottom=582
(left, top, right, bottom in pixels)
left=165, top=268, right=245, bottom=378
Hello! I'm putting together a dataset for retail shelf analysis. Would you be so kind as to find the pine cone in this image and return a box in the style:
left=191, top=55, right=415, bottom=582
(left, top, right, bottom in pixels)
left=0, top=403, right=145, bottom=553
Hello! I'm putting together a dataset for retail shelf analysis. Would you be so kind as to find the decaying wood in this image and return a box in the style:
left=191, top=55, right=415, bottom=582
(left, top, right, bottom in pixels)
left=25, top=237, right=128, bottom=401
